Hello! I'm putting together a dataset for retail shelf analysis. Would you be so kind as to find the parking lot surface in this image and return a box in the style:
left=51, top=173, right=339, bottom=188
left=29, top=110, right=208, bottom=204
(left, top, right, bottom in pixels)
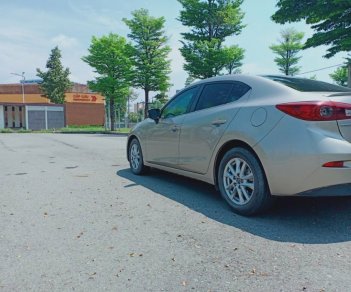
left=1, top=134, right=351, bottom=291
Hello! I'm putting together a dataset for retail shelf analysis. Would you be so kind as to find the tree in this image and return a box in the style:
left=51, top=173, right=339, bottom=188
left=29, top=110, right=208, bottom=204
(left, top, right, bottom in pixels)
left=128, top=112, right=139, bottom=123
left=225, top=46, right=244, bottom=74
left=330, top=66, right=348, bottom=87
left=149, top=99, right=164, bottom=110
left=270, top=28, right=304, bottom=76
left=123, top=9, right=171, bottom=118
left=178, top=0, right=245, bottom=79
left=272, top=1, right=351, bottom=58
left=36, top=46, right=71, bottom=104
left=82, top=34, right=132, bottom=131
left=153, top=91, right=169, bottom=104
left=185, top=75, right=196, bottom=86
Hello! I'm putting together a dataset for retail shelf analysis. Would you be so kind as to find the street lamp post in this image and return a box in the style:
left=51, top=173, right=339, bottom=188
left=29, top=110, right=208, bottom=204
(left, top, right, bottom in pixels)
left=11, top=72, right=25, bottom=103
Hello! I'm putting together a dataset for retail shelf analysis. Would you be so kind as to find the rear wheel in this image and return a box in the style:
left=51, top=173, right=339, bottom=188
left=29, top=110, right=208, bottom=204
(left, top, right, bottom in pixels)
left=129, top=138, right=148, bottom=175
left=218, top=147, right=272, bottom=216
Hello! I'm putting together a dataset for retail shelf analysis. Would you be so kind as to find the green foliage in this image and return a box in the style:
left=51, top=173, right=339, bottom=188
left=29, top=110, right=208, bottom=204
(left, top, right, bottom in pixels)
left=150, top=99, right=165, bottom=110
left=225, top=46, right=244, bottom=74
left=185, top=75, right=196, bottom=86
left=178, top=0, right=245, bottom=79
left=127, top=89, right=139, bottom=103
left=270, top=28, right=304, bottom=76
left=153, top=91, right=169, bottom=104
left=82, top=33, right=132, bottom=130
left=128, top=112, right=140, bottom=123
left=178, top=0, right=245, bottom=41
left=123, top=9, right=171, bottom=117
left=272, top=1, right=351, bottom=58
left=309, top=75, right=317, bottom=80
left=330, top=66, right=348, bottom=87
left=36, top=46, right=71, bottom=104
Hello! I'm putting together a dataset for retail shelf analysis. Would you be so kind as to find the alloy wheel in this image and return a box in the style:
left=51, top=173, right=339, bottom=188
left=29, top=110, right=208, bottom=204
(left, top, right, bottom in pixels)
left=223, top=157, right=255, bottom=205
left=130, top=143, right=140, bottom=170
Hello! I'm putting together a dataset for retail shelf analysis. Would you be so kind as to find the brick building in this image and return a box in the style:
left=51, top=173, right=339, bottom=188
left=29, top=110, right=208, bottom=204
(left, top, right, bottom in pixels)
left=0, top=82, right=105, bottom=130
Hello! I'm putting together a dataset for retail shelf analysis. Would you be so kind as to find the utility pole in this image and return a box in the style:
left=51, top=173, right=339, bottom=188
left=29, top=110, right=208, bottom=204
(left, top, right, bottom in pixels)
left=348, top=63, right=351, bottom=88
left=11, top=72, right=25, bottom=103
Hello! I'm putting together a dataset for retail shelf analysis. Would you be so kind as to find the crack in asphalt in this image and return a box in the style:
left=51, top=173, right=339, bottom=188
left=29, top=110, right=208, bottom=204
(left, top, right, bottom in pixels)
left=0, top=137, right=16, bottom=152
left=40, top=136, right=80, bottom=149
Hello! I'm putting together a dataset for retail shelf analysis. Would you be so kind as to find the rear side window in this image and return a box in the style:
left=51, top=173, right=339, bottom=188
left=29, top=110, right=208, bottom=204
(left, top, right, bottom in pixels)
left=229, top=82, right=251, bottom=101
left=195, top=82, right=250, bottom=111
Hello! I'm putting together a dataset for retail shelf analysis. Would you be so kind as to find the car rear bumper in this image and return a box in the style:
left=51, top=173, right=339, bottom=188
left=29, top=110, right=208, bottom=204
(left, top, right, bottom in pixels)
left=296, top=183, right=351, bottom=197
left=255, top=116, right=351, bottom=196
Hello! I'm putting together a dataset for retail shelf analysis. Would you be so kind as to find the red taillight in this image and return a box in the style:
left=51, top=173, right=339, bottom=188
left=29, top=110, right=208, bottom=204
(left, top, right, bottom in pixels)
left=323, top=161, right=344, bottom=168
left=276, top=101, right=351, bottom=121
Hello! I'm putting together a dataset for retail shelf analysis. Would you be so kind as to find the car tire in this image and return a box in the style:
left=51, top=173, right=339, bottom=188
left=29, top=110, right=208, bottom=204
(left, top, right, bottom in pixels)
left=129, top=138, right=148, bottom=175
left=218, top=147, right=272, bottom=216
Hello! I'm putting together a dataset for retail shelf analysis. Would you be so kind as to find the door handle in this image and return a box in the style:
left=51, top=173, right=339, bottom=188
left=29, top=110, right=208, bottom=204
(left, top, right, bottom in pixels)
left=212, top=119, right=227, bottom=126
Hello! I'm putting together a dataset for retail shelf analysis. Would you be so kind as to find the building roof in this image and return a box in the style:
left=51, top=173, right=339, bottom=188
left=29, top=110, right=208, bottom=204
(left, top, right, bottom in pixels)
left=0, top=82, right=92, bottom=94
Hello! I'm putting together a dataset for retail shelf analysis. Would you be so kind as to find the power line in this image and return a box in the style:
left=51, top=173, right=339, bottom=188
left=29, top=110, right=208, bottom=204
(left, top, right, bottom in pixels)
left=297, top=63, right=345, bottom=75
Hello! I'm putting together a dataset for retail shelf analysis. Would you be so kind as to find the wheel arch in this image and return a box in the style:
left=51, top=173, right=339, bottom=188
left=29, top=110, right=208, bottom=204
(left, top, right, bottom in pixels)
left=213, top=140, right=268, bottom=189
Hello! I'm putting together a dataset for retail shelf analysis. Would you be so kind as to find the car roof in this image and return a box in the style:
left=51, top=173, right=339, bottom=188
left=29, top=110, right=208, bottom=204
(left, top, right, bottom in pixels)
left=183, top=74, right=294, bottom=95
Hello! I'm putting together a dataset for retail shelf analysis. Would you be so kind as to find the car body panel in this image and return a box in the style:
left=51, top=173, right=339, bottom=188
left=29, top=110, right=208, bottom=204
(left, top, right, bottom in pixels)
left=326, top=92, right=351, bottom=143
left=178, top=95, right=246, bottom=174
left=144, top=115, right=185, bottom=167
left=254, top=115, right=351, bottom=195
left=128, top=74, right=351, bottom=197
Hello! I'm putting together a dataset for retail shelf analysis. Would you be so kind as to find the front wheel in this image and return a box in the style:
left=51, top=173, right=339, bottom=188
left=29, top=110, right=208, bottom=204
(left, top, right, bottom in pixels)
left=218, top=147, right=272, bottom=216
left=129, top=138, right=148, bottom=175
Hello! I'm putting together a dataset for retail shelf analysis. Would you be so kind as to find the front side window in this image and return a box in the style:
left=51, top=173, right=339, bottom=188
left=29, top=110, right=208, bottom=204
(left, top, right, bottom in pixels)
left=161, top=87, right=198, bottom=119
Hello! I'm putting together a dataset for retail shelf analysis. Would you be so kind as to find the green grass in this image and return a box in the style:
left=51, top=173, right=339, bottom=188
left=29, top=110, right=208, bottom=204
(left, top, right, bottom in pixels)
left=61, top=125, right=131, bottom=133
left=61, top=125, right=106, bottom=132
left=112, top=127, right=131, bottom=134
left=0, top=128, right=15, bottom=133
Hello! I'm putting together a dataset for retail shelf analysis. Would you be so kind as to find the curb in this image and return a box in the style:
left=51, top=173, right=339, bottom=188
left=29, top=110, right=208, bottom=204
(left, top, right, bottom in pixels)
left=57, top=131, right=129, bottom=136
left=0, top=130, right=129, bottom=136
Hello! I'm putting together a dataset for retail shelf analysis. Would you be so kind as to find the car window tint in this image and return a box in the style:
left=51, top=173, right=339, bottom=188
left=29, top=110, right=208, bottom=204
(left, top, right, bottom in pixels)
left=195, top=83, right=233, bottom=111
left=161, top=87, right=198, bottom=119
left=228, top=82, right=251, bottom=101
left=263, top=75, right=351, bottom=92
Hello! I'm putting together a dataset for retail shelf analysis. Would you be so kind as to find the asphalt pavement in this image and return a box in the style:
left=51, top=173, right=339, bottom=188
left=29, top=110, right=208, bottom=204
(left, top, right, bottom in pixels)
left=0, top=134, right=350, bottom=291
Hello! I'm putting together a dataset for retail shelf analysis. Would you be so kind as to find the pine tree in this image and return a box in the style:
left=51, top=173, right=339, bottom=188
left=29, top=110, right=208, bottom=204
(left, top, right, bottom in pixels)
left=37, top=46, right=71, bottom=104
left=270, top=28, right=304, bottom=76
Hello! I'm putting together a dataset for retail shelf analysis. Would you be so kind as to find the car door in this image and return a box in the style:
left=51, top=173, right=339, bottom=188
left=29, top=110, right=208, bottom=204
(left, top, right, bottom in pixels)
left=145, top=86, right=199, bottom=168
left=178, top=81, right=251, bottom=174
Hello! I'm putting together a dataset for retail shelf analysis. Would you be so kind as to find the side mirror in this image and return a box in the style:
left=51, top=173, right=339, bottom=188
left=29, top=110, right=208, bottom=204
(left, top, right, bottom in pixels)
left=148, top=108, right=161, bottom=122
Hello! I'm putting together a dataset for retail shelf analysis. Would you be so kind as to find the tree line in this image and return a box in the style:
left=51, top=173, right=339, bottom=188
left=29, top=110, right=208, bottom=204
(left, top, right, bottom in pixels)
left=36, top=0, right=351, bottom=129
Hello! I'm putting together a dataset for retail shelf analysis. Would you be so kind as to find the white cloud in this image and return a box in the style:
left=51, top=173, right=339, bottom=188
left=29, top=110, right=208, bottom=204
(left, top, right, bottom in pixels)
left=51, top=34, right=78, bottom=48
left=241, top=62, right=277, bottom=75
left=67, top=1, right=125, bottom=32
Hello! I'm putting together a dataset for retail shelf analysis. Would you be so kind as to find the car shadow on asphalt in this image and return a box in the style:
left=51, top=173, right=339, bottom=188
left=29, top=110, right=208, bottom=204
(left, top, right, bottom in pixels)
left=117, top=168, right=351, bottom=244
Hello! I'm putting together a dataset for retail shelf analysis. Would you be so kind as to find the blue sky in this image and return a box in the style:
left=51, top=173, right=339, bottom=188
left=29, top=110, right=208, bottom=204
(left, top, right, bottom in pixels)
left=0, top=0, right=346, bottom=98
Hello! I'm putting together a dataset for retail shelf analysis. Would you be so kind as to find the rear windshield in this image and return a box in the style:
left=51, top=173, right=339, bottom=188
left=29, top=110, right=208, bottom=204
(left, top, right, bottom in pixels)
left=263, top=75, right=351, bottom=92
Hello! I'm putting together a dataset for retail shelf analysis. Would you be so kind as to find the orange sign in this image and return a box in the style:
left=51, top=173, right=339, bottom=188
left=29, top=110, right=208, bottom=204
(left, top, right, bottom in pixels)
left=63, top=93, right=104, bottom=104
left=72, top=94, right=98, bottom=102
